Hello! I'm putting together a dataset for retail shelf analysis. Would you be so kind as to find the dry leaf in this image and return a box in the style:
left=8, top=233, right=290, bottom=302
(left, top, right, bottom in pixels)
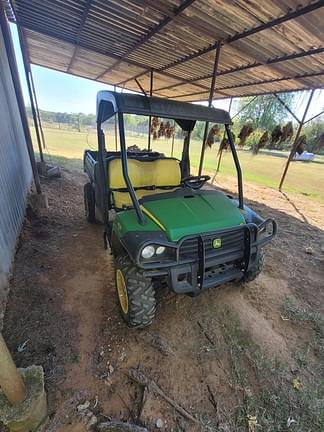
left=287, top=417, right=297, bottom=427
left=292, top=377, right=303, bottom=390
left=247, top=415, right=258, bottom=432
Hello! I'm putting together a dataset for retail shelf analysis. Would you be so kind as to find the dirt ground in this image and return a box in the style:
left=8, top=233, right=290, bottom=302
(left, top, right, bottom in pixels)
left=2, top=169, right=324, bottom=431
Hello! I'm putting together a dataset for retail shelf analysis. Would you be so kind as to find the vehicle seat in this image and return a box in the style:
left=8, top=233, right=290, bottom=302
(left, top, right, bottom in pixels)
left=108, top=157, right=181, bottom=209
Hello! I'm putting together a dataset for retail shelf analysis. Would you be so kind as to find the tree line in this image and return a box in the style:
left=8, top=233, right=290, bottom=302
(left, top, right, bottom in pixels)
left=26, top=95, right=324, bottom=153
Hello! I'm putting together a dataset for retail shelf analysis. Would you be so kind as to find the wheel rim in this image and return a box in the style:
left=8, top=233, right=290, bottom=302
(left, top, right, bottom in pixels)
left=116, top=269, right=128, bottom=314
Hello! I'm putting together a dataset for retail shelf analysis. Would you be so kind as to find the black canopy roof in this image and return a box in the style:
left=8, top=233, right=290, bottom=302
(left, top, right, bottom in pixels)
left=97, top=91, right=232, bottom=130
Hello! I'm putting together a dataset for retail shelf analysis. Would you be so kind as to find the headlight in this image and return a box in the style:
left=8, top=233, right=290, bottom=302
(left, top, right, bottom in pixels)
left=141, top=245, right=155, bottom=259
left=156, top=246, right=166, bottom=255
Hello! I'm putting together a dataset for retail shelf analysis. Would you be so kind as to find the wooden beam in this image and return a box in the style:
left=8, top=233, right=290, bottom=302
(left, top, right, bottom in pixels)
left=67, top=0, right=93, bottom=72
left=0, top=333, right=27, bottom=405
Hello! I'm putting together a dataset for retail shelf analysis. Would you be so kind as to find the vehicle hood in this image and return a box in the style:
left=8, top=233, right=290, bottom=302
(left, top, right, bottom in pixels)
left=141, top=191, right=245, bottom=242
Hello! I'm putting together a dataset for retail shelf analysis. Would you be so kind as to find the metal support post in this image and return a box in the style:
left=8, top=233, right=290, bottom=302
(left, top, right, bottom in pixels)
left=114, top=85, right=118, bottom=151
left=171, top=120, right=176, bottom=157
left=213, top=97, right=233, bottom=181
left=147, top=69, right=153, bottom=151
left=279, top=89, right=315, bottom=191
left=17, top=26, right=45, bottom=163
left=0, top=5, right=42, bottom=193
left=198, top=41, right=222, bottom=175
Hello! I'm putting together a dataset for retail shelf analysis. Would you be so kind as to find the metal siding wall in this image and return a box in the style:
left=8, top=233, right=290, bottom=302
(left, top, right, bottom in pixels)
left=0, top=25, right=32, bottom=308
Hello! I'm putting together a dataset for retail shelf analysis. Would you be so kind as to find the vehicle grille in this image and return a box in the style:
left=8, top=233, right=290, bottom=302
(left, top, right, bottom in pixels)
left=179, top=230, right=245, bottom=261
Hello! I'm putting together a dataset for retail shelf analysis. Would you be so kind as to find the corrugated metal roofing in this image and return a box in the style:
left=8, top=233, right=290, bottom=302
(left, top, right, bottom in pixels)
left=6, top=0, right=324, bottom=101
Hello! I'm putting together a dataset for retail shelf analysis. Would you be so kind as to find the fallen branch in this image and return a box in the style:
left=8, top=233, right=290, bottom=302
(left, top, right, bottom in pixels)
left=128, top=368, right=198, bottom=424
left=197, top=321, right=215, bottom=346
left=96, top=421, right=148, bottom=432
left=206, top=383, right=218, bottom=414
left=142, top=332, right=175, bottom=357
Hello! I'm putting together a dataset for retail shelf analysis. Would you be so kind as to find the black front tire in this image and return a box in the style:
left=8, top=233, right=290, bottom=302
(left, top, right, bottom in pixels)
left=84, top=182, right=96, bottom=223
left=115, top=255, right=156, bottom=328
left=241, top=249, right=264, bottom=283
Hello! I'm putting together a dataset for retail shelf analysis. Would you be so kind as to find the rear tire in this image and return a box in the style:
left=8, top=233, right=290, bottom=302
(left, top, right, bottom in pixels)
left=241, top=249, right=264, bottom=283
left=115, top=255, right=156, bottom=328
left=84, top=182, right=96, bottom=223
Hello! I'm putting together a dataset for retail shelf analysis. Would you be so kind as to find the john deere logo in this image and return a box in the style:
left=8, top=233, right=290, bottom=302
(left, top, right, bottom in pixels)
left=212, top=238, right=222, bottom=249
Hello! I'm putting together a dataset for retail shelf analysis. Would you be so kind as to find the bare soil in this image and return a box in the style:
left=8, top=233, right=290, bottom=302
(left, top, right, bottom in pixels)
left=2, top=169, right=324, bottom=431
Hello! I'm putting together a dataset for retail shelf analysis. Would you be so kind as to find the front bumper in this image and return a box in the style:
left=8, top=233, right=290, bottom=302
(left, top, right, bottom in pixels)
left=143, top=219, right=277, bottom=294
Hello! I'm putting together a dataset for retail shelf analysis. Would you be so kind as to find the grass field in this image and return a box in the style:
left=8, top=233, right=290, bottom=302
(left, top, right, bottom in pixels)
left=34, top=127, right=324, bottom=202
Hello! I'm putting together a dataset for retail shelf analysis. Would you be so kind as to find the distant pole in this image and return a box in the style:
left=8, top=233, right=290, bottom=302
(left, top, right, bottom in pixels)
left=198, top=41, right=222, bottom=175
left=279, top=89, right=315, bottom=191
left=147, top=69, right=153, bottom=151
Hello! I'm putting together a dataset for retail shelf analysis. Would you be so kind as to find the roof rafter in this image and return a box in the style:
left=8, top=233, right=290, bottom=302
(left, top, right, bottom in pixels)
left=67, top=0, right=93, bottom=72
left=9, top=0, right=324, bottom=102
left=170, top=71, right=324, bottom=100
left=118, top=1, right=324, bottom=87
left=154, top=47, right=324, bottom=93
left=95, top=0, right=197, bottom=80
left=159, top=0, right=324, bottom=72
left=218, top=71, right=324, bottom=92
left=18, top=21, right=218, bottom=94
left=181, top=86, right=323, bottom=103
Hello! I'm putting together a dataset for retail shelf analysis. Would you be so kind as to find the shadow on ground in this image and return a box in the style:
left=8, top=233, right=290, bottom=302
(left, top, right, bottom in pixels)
left=2, top=167, right=324, bottom=431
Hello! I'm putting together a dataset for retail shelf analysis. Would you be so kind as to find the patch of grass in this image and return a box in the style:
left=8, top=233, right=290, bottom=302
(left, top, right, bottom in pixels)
left=35, top=152, right=83, bottom=172
left=220, top=308, right=324, bottom=432
left=32, top=127, right=324, bottom=203
left=71, top=352, right=80, bottom=364
left=283, top=297, right=324, bottom=358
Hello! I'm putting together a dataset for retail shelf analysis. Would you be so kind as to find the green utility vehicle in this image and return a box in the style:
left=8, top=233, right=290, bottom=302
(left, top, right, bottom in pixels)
left=84, top=91, right=276, bottom=327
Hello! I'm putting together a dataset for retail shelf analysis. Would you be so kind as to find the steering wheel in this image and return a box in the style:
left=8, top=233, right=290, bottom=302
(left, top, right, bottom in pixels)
left=182, top=175, right=210, bottom=190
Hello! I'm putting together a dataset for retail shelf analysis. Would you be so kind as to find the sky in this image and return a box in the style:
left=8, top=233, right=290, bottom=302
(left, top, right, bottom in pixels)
left=10, top=24, right=323, bottom=120
left=11, top=25, right=114, bottom=114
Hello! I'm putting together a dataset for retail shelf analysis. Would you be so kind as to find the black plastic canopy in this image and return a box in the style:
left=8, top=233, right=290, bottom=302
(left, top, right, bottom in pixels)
left=96, top=91, right=232, bottom=131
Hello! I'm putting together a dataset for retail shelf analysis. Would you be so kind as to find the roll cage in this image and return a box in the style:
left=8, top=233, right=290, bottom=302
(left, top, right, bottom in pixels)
left=96, top=91, right=243, bottom=228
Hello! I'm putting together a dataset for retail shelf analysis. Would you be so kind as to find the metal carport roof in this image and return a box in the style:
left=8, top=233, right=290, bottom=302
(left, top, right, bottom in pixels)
left=5, top=0, right=324, bottom=101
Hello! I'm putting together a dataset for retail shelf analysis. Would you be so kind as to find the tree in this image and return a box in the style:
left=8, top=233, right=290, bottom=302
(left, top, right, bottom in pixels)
left=303, top=118, right=324, bottom=154
left=237, top=94, right=295, bottom=130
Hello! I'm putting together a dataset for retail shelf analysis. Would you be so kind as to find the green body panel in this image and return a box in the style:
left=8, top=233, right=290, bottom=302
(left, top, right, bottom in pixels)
left=113, top=191, right=245, bottom=242
left=113, top=209, right=160, bottom=238
left=142, top=191, right=245, bottom=241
